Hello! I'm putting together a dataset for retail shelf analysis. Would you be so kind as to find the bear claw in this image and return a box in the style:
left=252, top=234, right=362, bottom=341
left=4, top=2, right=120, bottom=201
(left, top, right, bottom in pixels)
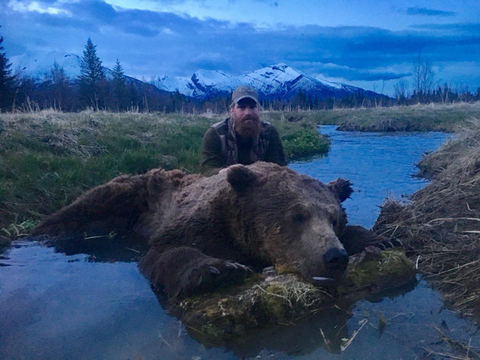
left=209, top=266, right=220, bottom=275
left=225, top=262, right=252, bottom=272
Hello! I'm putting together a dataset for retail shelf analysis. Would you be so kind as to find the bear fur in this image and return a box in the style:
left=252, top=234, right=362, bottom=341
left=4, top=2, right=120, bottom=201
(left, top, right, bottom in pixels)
left=33, top=162, right=389, bottom=299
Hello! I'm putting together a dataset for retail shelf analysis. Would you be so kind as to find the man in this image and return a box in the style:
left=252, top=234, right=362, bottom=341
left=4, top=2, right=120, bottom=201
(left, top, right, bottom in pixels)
left=200, top=85, right=286, bottom=176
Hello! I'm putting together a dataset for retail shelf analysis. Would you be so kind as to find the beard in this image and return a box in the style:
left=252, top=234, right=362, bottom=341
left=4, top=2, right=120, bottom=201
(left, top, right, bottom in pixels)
left=233, top=113, right=262, bottom=138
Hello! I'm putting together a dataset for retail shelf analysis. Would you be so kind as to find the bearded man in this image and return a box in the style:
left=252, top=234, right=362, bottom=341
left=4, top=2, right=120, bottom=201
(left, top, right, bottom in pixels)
left=200, top=85, right=286, bottom=176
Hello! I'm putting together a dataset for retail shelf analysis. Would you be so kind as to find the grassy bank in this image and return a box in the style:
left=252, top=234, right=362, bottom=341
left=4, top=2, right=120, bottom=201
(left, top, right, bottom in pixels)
left=374, top=121, right=480, bottom=319
left=0, top=110, right=328, bottom=242
left=263, top=102, right=480, bottom=132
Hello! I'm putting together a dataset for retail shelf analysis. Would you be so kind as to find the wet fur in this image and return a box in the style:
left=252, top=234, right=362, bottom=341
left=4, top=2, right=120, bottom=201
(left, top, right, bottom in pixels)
left=33, top=162, right=389, bottom=299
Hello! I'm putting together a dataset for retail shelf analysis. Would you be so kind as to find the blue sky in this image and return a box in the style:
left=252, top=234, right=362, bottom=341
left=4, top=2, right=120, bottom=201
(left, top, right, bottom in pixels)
left=1, top=0, right=479, bottom=96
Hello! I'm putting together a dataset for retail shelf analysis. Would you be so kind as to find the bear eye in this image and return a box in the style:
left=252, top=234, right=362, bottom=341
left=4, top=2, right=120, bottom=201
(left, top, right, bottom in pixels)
left=292, top=213, right=307, bottom=223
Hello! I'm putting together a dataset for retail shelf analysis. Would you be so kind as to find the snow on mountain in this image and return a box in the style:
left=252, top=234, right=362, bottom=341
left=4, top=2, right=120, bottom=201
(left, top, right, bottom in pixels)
left=11, top=53, right=81, bottom=80
left=12, top=53, right=386, bottom=100
left=157, top=63, right=382, bottom=100
left=239, top=63, right=338, bottom=98
left=155, top=75, right=194, bottom=96
left=155, top=70, right=241, bottom=99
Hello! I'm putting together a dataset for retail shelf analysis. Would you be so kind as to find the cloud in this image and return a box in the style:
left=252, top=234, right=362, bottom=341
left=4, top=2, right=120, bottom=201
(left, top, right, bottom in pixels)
left=410, top=22, right=480, bottom=34
left=406, top=7, right=456, bottom=17
left=308, top=63, right=410, bottom=81
left=1, top=0, right=478, bottom=95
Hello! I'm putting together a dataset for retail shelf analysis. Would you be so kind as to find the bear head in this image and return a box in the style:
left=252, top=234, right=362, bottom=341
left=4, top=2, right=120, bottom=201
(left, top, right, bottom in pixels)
left=226, top=162, right=352, bottom=282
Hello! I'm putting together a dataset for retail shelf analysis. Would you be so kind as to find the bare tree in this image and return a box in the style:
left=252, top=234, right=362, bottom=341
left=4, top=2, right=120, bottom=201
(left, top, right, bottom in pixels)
left=412, top=54, right=435, bottom=102
left=394, top=79, right=408, bottom=104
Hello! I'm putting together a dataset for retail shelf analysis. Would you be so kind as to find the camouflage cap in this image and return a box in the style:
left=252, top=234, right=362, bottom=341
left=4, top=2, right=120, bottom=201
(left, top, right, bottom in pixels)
left=232, top=85, right=259, bottom=104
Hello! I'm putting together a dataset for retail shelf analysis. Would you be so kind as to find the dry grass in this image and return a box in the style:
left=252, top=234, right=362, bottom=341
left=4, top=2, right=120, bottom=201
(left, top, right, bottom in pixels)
left=374, top=120, right=480, bottom=319
left=262, top=102, right=480, bottom=132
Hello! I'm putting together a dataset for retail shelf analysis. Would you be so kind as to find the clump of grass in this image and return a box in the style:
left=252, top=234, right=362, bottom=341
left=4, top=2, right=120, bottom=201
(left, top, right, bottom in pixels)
left=374, top=119, right=480, bottom=319
left=0, top=110, right=329, bottom=238
left=271, top=120, right=329, bottom=160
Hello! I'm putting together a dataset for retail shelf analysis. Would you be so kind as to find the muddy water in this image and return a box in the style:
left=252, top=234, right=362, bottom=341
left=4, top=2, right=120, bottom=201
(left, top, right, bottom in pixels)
left=1, top=126, right=479, bottom=359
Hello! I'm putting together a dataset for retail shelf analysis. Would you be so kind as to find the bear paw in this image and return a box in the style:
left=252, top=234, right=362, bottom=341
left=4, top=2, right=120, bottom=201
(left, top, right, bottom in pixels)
left=172, top=259, right=252, bottom=299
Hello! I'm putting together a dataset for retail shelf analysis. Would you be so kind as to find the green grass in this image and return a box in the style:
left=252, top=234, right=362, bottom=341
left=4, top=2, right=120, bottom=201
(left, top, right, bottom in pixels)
left=0, top=110, right=329, bottom=236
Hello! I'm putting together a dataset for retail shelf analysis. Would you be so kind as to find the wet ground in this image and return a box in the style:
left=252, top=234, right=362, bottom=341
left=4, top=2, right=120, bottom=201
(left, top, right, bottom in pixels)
left=1, top=126, right=479, bottom=359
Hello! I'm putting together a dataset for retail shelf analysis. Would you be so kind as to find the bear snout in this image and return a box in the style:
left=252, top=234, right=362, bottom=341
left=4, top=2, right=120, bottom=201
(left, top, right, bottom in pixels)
left=323, top=248, right=349, bottom=272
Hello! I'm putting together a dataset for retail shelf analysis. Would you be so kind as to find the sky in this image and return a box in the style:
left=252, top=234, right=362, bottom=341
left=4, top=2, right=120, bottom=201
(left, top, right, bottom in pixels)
left=1, top=0, right=479, bottom=96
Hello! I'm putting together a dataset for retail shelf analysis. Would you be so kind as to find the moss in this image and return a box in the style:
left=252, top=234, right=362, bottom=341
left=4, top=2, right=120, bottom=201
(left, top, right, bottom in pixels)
left=201, top=323, right=224, bottom=338
left=261, top=284, right=291, bottom=319
left=172, top=249, right=416, bottom=342
left=340, top=249, right=416, bottom=295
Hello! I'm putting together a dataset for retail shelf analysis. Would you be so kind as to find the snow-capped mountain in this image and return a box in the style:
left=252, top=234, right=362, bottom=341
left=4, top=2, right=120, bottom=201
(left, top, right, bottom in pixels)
left=157, top=63, right=386, bottom=100
left=10, top=53, right=82, bottom=80
left=155, top=70, right=242, bottom=98
left=11, top=53, right=387, bottom=100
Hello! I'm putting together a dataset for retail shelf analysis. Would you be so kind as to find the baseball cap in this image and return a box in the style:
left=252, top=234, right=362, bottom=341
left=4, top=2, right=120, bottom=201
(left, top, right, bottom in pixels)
left=232, top=85, right=259, bottom=105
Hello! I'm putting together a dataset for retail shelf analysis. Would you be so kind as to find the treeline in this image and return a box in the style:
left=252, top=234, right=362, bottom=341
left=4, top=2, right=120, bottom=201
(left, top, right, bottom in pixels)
left=1, top=32, right=479, bottom=113
left=260, top=86, right=480, bottom=111
left=1, top=37, right=200, bottom=113
left=0, top=35, right=232, bottom=113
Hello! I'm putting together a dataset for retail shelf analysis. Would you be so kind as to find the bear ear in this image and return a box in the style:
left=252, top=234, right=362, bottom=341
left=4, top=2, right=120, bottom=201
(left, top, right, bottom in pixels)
left=226, top=164, right=258, bottom=192
left=327, top=178, right=353, bottom=202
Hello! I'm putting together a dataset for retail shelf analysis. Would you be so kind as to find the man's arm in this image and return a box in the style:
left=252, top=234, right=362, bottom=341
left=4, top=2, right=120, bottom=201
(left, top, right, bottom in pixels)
left=264, top=126, right=286, bottom=166
left=200, top=127, right=226, bottom=176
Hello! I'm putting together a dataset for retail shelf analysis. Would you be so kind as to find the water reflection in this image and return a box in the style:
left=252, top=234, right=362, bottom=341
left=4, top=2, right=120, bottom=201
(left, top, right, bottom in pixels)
left=290, top=125, right=450, bottom=228
left=40, top=231, right=149, bottom=262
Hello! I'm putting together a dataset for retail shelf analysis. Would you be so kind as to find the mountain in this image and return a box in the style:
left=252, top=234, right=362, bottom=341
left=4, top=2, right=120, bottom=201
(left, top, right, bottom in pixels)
left=11, top=53, right=387, bottom=101
left=10, top=52, right=171, bottom=97
left=10, top=53, right=82, bottom=80
left=156, top=63, right=388, bottom=101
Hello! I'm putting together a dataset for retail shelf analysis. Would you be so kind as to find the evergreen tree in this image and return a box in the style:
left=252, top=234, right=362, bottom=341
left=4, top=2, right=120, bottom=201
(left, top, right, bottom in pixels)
left=0, top=28, right=16, bottom=112
left=79, top=38, right=105, bottom=109
left=111, top=59, right=127, bottom=111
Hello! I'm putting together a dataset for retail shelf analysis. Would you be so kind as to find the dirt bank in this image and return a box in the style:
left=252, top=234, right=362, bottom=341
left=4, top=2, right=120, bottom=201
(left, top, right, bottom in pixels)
left=374, top=121, right=480, bottom=319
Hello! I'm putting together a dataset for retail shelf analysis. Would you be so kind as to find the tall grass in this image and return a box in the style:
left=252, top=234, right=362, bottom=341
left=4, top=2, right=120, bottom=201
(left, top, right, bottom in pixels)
left=0, top=110, right=328, bottom=239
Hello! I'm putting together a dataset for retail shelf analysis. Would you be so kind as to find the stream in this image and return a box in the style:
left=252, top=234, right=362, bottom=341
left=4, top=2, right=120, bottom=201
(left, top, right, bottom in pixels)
left=1, top=126, right=479, bottom=359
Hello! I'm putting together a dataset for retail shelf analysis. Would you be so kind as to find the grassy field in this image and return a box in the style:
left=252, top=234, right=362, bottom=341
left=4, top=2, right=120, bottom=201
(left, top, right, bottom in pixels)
left=0, top=110, right=328, bottom=242
left=263, top=102, right=480, bottom=132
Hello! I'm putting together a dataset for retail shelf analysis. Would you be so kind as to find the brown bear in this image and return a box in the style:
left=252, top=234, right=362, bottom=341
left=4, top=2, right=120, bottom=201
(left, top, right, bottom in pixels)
left=32, top=162, right=391, bottom=299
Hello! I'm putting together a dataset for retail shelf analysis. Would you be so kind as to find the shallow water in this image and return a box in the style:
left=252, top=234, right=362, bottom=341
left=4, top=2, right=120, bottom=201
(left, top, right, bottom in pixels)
left=290, top=125, right=450, bottom=228
left=1, top=126, right=479, bottom=359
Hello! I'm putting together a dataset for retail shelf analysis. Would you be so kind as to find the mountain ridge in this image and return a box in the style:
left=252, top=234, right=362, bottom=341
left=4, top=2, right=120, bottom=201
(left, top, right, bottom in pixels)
left=11, top=53, right=388, bottom=101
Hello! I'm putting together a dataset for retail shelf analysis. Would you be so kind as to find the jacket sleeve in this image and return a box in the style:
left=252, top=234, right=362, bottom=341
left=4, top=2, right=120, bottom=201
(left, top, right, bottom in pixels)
left=264, top=126, right=286, bottom=166
left=200, top=127, right=226, bottom=176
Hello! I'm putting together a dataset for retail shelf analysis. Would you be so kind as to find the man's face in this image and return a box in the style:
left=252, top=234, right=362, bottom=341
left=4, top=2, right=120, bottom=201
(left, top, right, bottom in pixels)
left=231, top=98, right=261, bottom=138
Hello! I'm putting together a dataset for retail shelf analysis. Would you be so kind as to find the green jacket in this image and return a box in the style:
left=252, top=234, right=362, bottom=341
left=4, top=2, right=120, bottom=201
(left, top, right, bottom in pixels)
left=200, top=118, right=286, bottom=176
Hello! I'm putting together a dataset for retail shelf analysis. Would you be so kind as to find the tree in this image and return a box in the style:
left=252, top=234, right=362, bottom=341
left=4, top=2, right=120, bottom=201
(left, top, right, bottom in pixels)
left=49, top=61, right=69, bottom=110
left=111, top=59, right=127, bottom=111
left=0, top=28, right=16, bottom=112
left=79, top=38, right=105, bottom=109
left=412, top=54, right=435, bottom=103
left=394, top=79, right=408, bottom=105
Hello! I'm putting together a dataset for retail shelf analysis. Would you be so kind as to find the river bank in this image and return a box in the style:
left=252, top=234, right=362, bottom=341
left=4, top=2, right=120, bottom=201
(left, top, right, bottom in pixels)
left=263, top=102, right=480, bottom=132
left=374, top=121, right=480, bottom=320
